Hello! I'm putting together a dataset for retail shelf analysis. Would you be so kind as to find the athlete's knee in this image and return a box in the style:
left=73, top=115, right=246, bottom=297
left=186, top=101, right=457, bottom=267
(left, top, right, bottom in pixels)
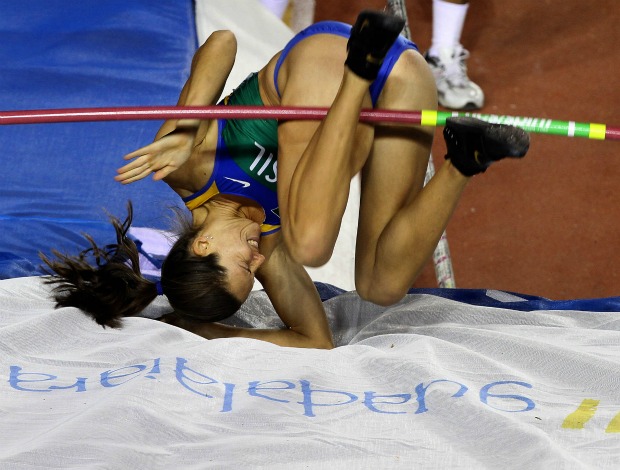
left=284, top=229, right=334, bottom=268
left=358, top=286, right=406, bottom=307
left=289, top=243, right=333, bottom=268
left=355, top=276, right=407, bottom=307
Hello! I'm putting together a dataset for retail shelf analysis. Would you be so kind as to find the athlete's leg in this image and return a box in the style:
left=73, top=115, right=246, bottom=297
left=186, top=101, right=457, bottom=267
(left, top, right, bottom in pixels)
left=354, top=53, right=528, bottom=305
left=275, top=42, right=370, bottom=266
left=354, top=48, right=446, bottom=305
left=275, top=12, right=404, bottom=266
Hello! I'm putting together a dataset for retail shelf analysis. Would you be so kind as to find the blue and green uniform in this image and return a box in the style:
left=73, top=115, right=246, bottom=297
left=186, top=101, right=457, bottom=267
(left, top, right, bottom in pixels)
left=183, top=72, right=281, bottom=235
left=273, top=21, right=418, bottom=105
left=183, top=21, right=418, bottom=236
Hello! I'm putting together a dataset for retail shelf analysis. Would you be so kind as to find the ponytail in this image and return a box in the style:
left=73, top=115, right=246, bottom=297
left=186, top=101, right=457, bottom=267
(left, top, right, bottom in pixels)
left=42, top=201, right=243, bottom=329
left=40, top=202, right=156, bottom=328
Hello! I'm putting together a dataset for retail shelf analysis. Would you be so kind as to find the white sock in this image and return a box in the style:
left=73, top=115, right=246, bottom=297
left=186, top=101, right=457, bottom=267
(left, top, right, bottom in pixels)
left=429, top=0, right=469, bottom=56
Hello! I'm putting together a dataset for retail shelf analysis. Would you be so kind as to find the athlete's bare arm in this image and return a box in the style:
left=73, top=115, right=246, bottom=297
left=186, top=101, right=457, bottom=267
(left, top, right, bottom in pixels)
left=115, top=30, right=237, bottom=187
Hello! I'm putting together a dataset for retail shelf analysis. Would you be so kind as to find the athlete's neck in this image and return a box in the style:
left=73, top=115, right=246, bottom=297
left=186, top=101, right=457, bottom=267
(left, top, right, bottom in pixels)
left=192, top=194, right=266, bottom=227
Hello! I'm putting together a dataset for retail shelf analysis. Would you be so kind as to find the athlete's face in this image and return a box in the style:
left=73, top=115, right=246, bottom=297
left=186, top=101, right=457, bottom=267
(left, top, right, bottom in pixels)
left=192, top=218, right=265, bottom=302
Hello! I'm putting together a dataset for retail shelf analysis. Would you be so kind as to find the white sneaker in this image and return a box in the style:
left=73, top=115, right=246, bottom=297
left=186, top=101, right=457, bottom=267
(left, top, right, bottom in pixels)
left=425, top=45, right=485, bottom=110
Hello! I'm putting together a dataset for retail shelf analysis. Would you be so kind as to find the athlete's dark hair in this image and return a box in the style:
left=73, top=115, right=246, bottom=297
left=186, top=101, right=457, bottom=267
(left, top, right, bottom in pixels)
left=40, top=202, right=242, bottom=328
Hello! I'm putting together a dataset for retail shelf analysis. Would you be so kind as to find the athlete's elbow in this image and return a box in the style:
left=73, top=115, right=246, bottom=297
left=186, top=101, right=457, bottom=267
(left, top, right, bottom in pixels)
left=210, top=30, right=237, bottom=46
left=206, top=29, right=236, bottom=45
left=301, top=334, right=335, bottom=350
left=196, top=31, right=237, bottom=63
left=316, top=339, right=335, bottom=350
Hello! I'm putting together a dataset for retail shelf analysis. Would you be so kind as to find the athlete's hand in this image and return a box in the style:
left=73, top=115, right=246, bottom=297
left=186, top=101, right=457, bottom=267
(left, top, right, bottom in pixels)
left=115, top=129, right=195, bottom=184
